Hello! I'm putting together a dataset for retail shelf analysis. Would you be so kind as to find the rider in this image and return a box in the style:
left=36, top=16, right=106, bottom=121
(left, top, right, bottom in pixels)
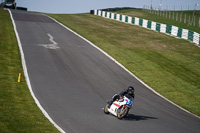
left=108, top=86, right=135, bottom=108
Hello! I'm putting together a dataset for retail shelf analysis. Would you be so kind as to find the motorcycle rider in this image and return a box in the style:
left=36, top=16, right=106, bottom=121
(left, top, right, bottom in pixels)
left=108, top=86, right=135, bottom=108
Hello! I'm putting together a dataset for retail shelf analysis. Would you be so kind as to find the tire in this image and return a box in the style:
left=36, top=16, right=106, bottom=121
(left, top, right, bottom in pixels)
left=117, top=107, right=129, bottom=119
left=104, top=104, right=110, bottom=114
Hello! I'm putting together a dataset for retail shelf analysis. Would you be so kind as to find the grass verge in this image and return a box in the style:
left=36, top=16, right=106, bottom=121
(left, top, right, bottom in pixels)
left=0, top=8, right=59, bottom=133
left=47, top=13, right=200, bottom=116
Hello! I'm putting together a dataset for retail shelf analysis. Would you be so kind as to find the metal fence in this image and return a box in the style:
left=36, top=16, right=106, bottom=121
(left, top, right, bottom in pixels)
left=143, top=9, right=200, bottom=27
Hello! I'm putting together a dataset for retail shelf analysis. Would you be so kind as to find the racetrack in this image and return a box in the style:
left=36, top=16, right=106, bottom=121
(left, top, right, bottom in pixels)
left=10, top=10, right=200, bottom=133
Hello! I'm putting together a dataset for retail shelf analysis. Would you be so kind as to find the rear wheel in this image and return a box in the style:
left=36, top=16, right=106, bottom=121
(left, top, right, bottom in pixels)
left=117, top=107, right=129, bottom=119
left=104, top=104, right=109, bottom=114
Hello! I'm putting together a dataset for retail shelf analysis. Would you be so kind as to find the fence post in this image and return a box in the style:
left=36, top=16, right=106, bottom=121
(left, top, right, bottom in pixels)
left=188, top=16, right=190, bottom=25
left=199, top=17, right=200, bottom=27
left=184, top=14, right=186, bottom=24
left=179, top=13, right=181, bottom=22
left=162, top=11, right=164, bottom=17
left=176, top=13, right=178, bottom=21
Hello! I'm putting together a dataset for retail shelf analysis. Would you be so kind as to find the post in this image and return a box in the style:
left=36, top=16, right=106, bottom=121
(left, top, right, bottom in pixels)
left=173, top=6, right=175, bottom=20
left=163, top=10, right=164, bottom=17
left=18, top=73, right=21, bottom=82
left=184, top=14, right=186, bottom=23
left=180, top=12, right=182, bottom=22
left=190, top=4, right=199, bottom=26
left=188, top=15, right=190, bottom=25
left=199, top=17, right=200, bottom=27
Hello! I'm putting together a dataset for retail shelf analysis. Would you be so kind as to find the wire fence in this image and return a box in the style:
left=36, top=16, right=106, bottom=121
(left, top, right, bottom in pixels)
left=143, top=5, right=200, bottom=28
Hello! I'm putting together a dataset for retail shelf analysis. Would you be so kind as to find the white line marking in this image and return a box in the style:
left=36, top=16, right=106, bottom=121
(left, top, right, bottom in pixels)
left=41, top=44, right=60, bottom=49
left=8, top=10, right=66, bottom=133
left=48, top=33, right=57, bottom=45
left=46, top=14, right=200, bottom=119
left=39, top=33, right=60, bottom=49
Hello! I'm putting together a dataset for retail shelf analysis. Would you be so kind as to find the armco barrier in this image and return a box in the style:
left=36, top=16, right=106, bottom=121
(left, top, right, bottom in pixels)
left=94, top=10, right=200, bottom=47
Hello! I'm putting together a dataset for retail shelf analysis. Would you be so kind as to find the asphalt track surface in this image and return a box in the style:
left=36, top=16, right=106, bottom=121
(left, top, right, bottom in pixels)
left=11, top=10, right=200, bottom=133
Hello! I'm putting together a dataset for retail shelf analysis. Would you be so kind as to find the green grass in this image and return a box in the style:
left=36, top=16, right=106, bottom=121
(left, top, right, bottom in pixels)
left=0, top=8, right=59, bottom=133
left=116, top=9, right=200, bottom=33
left=47, top=13, right=200, bottom=116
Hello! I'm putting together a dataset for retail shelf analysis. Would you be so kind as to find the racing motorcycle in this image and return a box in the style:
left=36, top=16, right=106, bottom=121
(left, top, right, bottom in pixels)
left=104, top=94, right=133, bottom=119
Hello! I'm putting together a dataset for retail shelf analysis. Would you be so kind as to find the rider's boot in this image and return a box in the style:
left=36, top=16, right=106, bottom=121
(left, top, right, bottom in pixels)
left=107, top=100, right=113, bottom=108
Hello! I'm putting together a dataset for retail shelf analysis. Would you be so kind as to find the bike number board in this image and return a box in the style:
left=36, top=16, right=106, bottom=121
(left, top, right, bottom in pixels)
left=126, top=99, right=133, bottom=107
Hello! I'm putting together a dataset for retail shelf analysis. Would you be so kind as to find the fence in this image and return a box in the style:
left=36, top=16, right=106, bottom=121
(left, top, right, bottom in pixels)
left=94, top=10, right=200, bottom=47
left=144, top=9, right=200, bottom=27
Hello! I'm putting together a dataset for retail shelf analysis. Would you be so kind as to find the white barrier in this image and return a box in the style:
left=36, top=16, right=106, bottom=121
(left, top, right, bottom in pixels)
left=182, top=29, right=189, bottom=40
left=142, top=19, right=148, bottom=28
left=98, top=10, right=101, bottom=16
left=193, top=32, right=200, bottom=45
left=102, top=11, right=105, bottom=17
left=151, top=21, right=156, bottom=31
left=116, top=14, right=120, bottom=21
left=94, top=10, right=97, bottom=15
left=122, top=15, right=126, bottom=22
left=107, top=12, right=110, bottom=18
left=171, top=26, right=178, bottom=36
left=160, top=24, right=166, bottom=33
left=128, top=16, right=132, bottom=24
left=135, top=17, right=139, bottom=25
left=111, top=13, right=115, bottom=19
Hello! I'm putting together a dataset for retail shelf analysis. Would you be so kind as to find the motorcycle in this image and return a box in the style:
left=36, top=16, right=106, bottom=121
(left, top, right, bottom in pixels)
left=104, top=94, right=133, bottom=119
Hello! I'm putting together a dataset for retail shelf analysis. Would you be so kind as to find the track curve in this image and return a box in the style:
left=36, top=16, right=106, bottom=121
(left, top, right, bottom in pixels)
left=11, top=10, right=200, bottom=133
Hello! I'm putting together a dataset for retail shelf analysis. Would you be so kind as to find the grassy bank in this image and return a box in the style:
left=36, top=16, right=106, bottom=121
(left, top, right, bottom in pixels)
left=0, top=9, right=59, bottom=133
left=116, top=9, right=200, bottom=33
left=48, top=13, right=200, bottom=116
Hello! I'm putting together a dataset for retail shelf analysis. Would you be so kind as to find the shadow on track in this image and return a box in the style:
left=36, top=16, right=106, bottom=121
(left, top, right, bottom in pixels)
left=124, top=114, right=157, bottom=121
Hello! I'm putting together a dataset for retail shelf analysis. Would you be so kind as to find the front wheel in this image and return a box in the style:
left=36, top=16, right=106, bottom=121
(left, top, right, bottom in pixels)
left=117, top=107, right=129, bottom=119
left=104, top=104, right=110, bottom=114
